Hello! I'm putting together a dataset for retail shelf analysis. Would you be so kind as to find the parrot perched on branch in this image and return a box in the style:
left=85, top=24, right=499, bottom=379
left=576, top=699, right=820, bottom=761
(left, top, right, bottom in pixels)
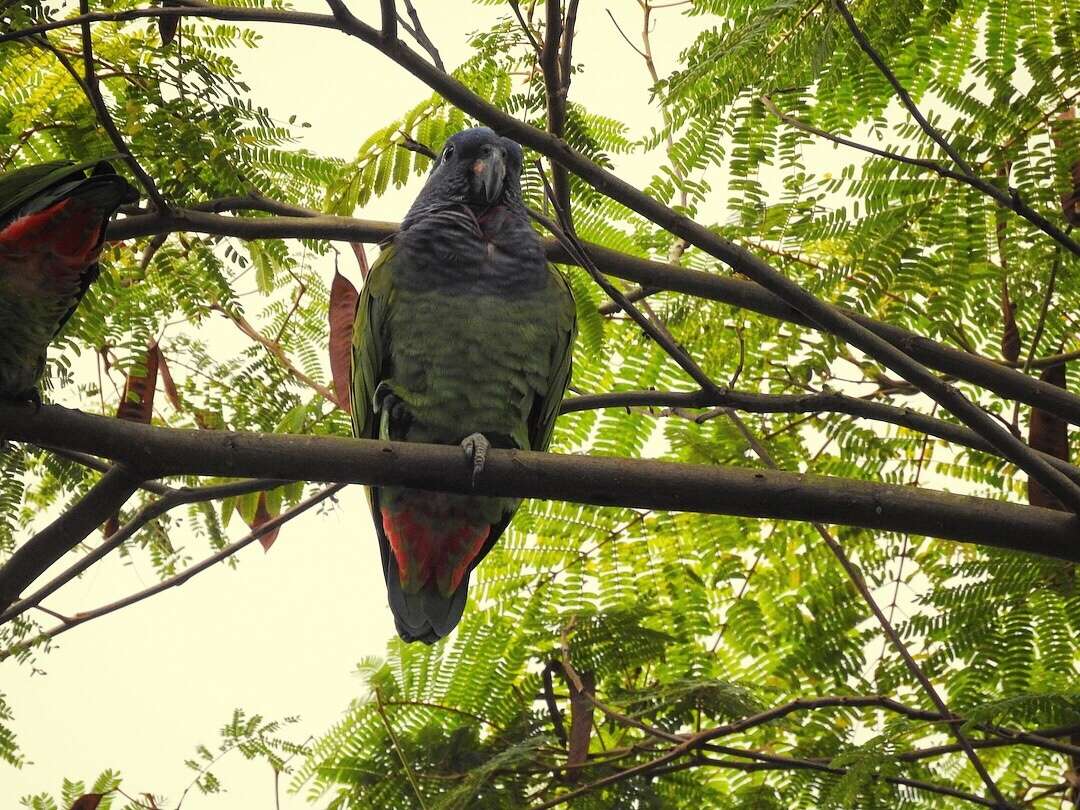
left=0, top=159, right=137, bottom=403
left=351, top=127, right=576, bottom=643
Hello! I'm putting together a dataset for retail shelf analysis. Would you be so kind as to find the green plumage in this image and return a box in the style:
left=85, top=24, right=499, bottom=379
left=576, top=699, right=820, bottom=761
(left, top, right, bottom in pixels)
left=351, top=242, right=576, bottom=641
left=0, top=158, right=136, bottom=401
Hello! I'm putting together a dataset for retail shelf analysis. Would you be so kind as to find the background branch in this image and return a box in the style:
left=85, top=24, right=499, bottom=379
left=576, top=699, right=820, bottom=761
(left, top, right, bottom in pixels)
left=78, top=0, right=167, bottom=210
left=829, top=0, right=1080, bottom=260
left=0, top=484, right=343, bottom=662
left=106, top=205, right=1080, bottom=426
left=0, top=465, right=143, bottom=613
left=0, top=477, right=288, bottom=625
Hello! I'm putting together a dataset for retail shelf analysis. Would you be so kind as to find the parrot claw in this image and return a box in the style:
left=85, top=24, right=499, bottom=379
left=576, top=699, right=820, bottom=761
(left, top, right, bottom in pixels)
left=460, top=432, right=490, bottom=487
left=373, top=383, right=411, bottom=439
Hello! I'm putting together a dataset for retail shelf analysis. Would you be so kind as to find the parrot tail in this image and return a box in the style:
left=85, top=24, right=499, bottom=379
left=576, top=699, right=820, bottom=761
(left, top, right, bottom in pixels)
left=377, top=495, right=492, bottom=644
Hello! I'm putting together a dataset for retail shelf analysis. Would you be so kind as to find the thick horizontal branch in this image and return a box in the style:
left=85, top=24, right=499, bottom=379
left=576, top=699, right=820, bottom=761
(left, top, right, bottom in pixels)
left=1, top=404, right=1078, bottom=558
left=107, top=208, right=1080, bottom=429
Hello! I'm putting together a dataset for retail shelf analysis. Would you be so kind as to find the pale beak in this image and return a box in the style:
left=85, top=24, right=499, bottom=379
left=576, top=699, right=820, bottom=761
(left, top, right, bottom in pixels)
left=470, top=148, right=506, bottom=206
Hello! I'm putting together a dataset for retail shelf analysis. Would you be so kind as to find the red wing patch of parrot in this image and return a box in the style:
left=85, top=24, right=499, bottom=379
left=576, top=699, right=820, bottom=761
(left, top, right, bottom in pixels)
left=0, top=197, right=108, bottom=267
left=0, top=159, right=137, bottom=400
left=380, top=498, right=491, bottom=597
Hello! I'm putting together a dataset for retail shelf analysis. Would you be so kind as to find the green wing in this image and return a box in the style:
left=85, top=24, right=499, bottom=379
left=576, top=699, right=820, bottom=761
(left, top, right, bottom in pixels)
left=527, top=265, right=577, bottom=452
left=349, top=243, right=398, bottom=441
left=0, top=157, right=123, bottom=223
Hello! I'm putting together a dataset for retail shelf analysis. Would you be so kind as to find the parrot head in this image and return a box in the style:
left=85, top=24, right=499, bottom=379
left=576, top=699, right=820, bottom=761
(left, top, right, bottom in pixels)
left=426, top=127, right=523, bottom=209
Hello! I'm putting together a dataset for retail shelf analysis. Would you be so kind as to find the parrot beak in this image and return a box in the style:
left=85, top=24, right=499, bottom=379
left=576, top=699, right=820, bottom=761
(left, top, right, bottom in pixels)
left=470, top=147, right=506, bottom=206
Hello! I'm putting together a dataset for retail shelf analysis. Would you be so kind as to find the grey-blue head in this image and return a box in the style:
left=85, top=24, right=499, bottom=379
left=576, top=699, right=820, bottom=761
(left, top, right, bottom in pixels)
left=414, top=127, right=525, bottom=212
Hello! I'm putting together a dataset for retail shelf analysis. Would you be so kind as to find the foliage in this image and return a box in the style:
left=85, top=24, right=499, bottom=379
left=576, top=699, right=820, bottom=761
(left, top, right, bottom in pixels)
left=2, top=0, right=1080, bottom=807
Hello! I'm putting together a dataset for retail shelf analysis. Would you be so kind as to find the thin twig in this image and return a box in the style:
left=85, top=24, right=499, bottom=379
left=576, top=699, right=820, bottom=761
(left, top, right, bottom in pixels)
left=0, top=484, right=343, bottom=662
left=508, top=0, right=543, bottom=54
left=374, top=687, right=428, bottom=810
left=0, top=465, right=144, bottom=613
left=397, top=0, right=442, bottom=71
left=212, top=303, right=345, bottom=409
left=829, top=0, right=1080, bottom=260
left=78, top=0, right=167, bottom=209
left=541, top=153, right=1010, bottom=805
left=0, top=478, right=288, bottom=624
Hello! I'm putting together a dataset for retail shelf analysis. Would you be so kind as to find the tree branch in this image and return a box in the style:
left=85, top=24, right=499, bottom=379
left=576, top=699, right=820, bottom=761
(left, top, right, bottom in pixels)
left=41, top=3, right=1075, bottom=511
left=0, top=465, right=143, bottom=612
left=762, top=92, right=1080, bottom=260
left=0, top=484, right=343, bottom=662
left=211, top=303, right=345, bottom=409
left=541, top=1, right=572, bottom=216
left=718, top=403, right=1006, bottom=804
left=396, top=0, right=442, bottom=71
left=106, top=205, right=1080, bottom=427
left=109, top=204, right=1080, bottom=432
left=0, top=404, right=1078, bottom=557
left=377, top=0, right=397, bottom=41
left=0, top=477, right=288, bottom=624
left=316, top=1, right=1080, bottom=511
left=77, top=0, right=167, bottom=210
left=562, top=387, right=1080, bottom=485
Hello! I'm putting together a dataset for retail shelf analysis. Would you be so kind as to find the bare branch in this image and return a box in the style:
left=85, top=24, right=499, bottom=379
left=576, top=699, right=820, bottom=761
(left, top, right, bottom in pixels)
left=106, top=205, right=1080, bottom=426
left=397, top=0, right=442, bottom=71
left=541, top=1, right=571, bottom=215
left=397, top=133, right=437, bottom=160
left=563, top=387, right=1080, bottom=485
left=378, top=0, right=397, bottom=41
left=43, top=446, right=174, bottom=496
left=374, top=687, right=428, bottom=809
left=0, top=465, right=143, bottom=613
left=0, top=484, right=343, bottom=662
left=1, top=404, right=1079, bottom=558
left=0, top=477, right=288, bottom=624
left=77, top=0, right=167, bottom=209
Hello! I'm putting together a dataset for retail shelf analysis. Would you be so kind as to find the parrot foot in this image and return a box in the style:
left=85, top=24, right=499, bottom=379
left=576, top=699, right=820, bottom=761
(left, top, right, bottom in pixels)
left=372, top=383, right=411, bottom=438
left=460, top=432, right=490, bottom=487
left=8, top=388, right=42, bottom=413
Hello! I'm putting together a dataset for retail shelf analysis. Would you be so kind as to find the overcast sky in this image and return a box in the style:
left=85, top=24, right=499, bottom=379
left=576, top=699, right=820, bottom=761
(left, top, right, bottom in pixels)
left=6, top=3, right=725, bottom=807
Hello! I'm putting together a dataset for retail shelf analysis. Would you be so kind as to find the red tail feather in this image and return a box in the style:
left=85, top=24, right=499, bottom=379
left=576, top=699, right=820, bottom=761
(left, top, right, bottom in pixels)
left=380, top=504, right=490, bottom=597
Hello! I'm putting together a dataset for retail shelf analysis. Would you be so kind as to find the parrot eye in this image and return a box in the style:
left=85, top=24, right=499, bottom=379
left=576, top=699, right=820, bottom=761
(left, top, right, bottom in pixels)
left=442, top=143, right=455, bottom=160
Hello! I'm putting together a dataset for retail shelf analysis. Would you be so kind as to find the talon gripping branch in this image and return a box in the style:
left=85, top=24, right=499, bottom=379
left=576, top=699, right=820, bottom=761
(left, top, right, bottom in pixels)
left=350, top=128, right=576, bottom=643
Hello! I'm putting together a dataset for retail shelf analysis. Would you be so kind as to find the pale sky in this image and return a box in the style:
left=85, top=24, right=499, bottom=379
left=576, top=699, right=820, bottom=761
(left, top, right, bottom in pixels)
left=5, top=3, right=728, bottom=806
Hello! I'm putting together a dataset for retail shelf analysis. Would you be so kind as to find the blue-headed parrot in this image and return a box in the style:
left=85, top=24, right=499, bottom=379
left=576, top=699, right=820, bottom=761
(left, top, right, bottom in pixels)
left=351, top=128, right=577, bottom=643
